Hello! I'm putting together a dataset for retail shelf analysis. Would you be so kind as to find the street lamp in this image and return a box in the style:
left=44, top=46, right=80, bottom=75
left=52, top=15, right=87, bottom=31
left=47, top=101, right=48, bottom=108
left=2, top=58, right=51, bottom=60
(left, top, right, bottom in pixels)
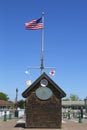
left=84, top=97, right=87, bottom=116
left=15, top=88, right=18, bottom=109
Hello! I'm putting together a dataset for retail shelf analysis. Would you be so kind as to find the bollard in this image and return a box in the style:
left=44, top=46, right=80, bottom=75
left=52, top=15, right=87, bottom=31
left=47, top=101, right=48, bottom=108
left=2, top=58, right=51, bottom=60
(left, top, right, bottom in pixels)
left=68, top=110, right=71, bottom=119
left=3, top=111, right=7, bottom=121
left=78, top=113, right=82, bottom=123
left=14, top=110, right=18, bottom=118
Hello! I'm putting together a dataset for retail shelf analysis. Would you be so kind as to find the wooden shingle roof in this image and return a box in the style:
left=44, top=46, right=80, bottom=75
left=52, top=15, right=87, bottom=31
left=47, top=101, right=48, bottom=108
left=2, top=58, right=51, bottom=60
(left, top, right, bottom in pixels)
left=22, top=72, right=66, bottom=98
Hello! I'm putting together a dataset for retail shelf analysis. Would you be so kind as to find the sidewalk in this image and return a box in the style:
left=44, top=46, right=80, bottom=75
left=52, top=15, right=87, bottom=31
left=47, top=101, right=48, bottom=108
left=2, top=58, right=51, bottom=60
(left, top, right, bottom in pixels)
left=0, top=118, right=87, bottom=130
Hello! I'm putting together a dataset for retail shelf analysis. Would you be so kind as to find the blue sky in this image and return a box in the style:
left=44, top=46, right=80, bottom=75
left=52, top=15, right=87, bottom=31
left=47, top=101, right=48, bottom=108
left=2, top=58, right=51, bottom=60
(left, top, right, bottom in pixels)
left=0, top=0, right=87, bottom=101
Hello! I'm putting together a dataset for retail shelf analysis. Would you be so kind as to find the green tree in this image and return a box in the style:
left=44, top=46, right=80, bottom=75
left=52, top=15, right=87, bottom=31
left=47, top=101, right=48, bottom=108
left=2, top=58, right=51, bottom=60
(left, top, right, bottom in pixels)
left=63, top=98, right=70, bottom=101
left=70, top=94, right=80, bottom=101
left=0, top=92, right=9, bottom=101
left=63, top=94, right=80, bottom=101
left=17, top=99, right=25, bottom=109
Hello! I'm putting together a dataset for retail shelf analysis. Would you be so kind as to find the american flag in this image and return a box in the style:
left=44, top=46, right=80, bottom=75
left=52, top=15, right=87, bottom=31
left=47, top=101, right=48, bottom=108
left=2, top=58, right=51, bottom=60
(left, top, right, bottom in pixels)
left=25, top=18, right=43, bottom=30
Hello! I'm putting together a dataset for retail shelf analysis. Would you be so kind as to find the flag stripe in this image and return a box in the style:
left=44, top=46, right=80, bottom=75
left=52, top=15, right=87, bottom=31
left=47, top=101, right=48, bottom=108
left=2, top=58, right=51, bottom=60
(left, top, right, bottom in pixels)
left=26, top=24, right=43, bottom=30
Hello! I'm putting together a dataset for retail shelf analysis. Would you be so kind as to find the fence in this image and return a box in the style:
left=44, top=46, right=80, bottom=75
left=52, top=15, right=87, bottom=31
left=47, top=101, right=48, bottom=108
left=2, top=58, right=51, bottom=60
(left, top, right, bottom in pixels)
left=0, top=109, right=25, bottom=119
left=62, top=108, right=87, bottom=119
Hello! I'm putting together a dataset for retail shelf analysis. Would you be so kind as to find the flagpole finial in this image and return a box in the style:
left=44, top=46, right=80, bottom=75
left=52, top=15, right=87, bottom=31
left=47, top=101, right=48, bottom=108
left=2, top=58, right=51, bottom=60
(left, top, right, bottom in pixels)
left=42, top=12, right=44, bottom=15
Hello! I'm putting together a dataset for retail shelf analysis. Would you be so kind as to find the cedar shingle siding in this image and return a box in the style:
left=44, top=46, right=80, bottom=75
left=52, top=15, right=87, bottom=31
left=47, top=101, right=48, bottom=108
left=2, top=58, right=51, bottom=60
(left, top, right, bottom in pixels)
left=22, top=72, right=66, bottom=128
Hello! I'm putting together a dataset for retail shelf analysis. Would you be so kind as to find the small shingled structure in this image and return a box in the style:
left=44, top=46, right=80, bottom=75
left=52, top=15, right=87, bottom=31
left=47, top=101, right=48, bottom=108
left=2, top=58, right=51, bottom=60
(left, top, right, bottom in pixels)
left=22, top=72, right=66, bottom=128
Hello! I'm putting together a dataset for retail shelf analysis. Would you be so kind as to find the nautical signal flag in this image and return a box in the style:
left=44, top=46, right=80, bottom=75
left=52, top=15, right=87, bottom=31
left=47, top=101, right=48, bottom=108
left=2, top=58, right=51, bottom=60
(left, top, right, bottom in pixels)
left=25, top=70, right=29, bottom=75
left=49, top=70, right=55, bottom=76
left=25, top=17, right=43, bottom=30
left=25, top=80, right=32, bottom=86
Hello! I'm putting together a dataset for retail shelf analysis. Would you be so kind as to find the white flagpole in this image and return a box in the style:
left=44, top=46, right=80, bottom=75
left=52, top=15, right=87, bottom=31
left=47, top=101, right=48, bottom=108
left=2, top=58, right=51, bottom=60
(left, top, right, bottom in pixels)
left=41, top=12, right=44, bottom=74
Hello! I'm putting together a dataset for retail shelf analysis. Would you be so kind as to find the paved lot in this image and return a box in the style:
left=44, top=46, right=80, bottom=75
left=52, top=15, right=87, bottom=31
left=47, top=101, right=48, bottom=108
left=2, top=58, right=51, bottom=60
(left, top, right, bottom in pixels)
left=0, top=118, right=87, bottom=130
left=62, top=118, right=87, bottom=130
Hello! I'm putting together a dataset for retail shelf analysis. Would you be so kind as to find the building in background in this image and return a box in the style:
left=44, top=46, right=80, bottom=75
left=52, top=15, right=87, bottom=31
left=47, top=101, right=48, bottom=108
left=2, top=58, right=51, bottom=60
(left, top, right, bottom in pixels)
left=0, top=100, right=13, bottom=109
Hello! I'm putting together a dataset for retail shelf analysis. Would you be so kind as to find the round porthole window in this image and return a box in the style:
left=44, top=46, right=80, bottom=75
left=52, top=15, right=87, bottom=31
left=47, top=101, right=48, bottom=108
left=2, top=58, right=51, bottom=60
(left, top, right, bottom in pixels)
left=40, top=79, right=48, bottom=87
left=36, top=87, right=53, bottom=100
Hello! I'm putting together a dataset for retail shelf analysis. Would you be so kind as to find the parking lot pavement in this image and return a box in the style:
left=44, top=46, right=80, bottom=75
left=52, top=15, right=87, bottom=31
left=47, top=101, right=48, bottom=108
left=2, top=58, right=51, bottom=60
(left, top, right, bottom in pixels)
left=0, top=118, right=87, bottom=130
left=62, top=118, right=87, bottom=130
left=0, top=118, right=17, bottom=130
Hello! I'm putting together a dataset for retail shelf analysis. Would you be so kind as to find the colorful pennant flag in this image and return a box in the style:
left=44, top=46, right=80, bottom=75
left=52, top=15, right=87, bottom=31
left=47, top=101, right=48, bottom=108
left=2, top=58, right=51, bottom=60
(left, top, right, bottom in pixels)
left=25, top=17, right=43, bottom=30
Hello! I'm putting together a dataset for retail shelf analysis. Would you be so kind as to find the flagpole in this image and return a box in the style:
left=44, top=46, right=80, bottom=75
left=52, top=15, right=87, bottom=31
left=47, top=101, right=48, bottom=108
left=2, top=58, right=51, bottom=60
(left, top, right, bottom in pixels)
left=41, top=12, right=44, bottom=74
left=25, top=13, right=56, bottom=75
